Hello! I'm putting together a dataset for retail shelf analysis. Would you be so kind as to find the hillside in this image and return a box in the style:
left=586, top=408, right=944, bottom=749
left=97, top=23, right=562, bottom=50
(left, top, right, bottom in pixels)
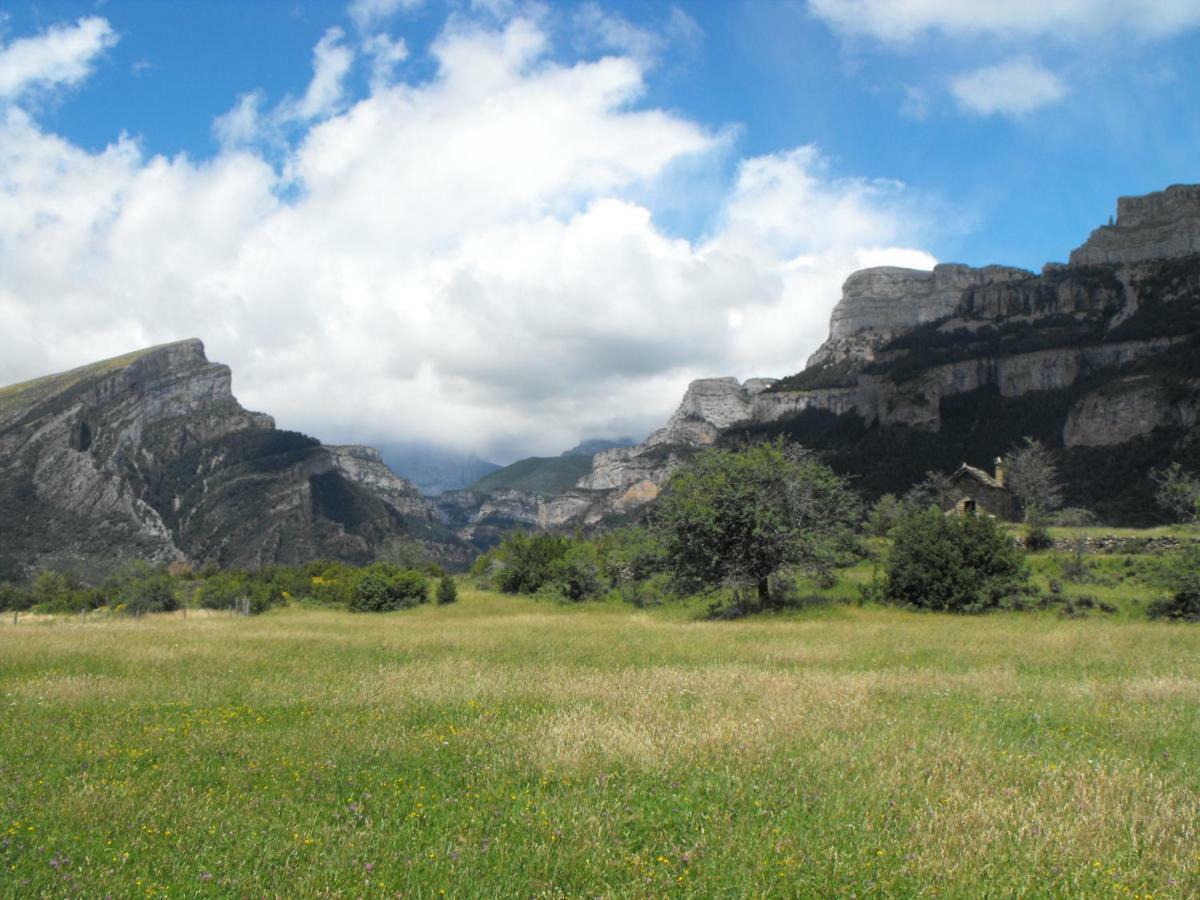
left=467, top=455, right=595, bottom=496
left=0, top=340, right=466, bottom=579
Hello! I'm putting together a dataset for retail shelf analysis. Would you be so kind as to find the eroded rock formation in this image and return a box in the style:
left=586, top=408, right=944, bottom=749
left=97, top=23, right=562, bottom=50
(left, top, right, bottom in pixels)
left=0, top=340, right=462, bottom=578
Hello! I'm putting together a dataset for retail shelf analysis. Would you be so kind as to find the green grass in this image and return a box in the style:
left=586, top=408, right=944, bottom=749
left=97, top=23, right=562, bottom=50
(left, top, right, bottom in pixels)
left=2, top=595, right=1198, bottom=897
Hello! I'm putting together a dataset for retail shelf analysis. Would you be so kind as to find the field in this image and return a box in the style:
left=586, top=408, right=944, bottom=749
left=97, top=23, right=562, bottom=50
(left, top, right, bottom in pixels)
left=2, top=590, right=1198, bottom=898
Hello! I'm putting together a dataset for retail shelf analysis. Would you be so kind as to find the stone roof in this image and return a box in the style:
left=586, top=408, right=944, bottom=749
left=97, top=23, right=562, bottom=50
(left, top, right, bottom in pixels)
left=951, top=463, right=1007, bottom=491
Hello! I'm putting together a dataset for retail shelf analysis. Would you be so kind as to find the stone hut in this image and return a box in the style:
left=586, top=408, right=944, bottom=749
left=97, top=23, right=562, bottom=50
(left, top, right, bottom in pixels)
left=946, top=458, right=1015, bottom=520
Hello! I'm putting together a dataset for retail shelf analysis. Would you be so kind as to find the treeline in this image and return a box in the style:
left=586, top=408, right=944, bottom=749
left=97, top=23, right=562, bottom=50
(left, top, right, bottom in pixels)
left=0, top=560, right=457, bottom=616
left=5, top=439, right=1200, bottom=623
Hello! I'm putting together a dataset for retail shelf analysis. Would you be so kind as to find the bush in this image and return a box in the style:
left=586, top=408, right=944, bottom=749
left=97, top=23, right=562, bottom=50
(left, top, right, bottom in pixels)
left=436, top=576, right=458, bottom=605
left=595, top=527, right=667, bottom=585
left=1151, top=462, right=1200, bottom=523
left=120, top=574, right=178, bottom=616
left=198, top=572, right=249, bottom=610
left=0, top=582, right=32, bottom=612
left=493, top=533, right=571, bottom=595
left=1024, top=522, right=1054, bottom=551
left=884, top=507, right=1028, bottom=613
left=549, top=542, right=604, bottom=602
left=1149, top=546, right=1200, bottom=621
left=350, top=564, right=428, bottom=612
left=865, top=493, right=903, bottom=537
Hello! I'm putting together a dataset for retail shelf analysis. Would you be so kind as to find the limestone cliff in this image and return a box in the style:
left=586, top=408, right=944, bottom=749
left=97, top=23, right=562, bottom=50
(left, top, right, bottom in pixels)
left=1070, top=184, right=1200, bottom=266
left=569, top=183, right=1200, bottom=525
left=0, top=340, right=462, bottom=579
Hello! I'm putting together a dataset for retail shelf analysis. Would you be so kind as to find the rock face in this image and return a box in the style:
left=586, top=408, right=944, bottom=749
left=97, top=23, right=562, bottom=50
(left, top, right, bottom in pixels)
left=0, top=340, right=461, bottom=580
left=566, top=183, right=1200, bottom=526
left=643, top=377, right=777, bottom=447
left=808, top=264, right=1032, bottom=368
left=326, top=445, right=434, bottom=521
left=1070, top=184, right=1200, bottom=266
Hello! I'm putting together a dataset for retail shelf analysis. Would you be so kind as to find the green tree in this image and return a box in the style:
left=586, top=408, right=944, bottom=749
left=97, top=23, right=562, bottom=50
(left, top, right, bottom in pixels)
left=549, top=542, right=604, bottom=602
left=865, top=493, right=903, bottom=537
left=884, top=507, right=1028, bottom=613
left=493, top=533, right=571, bottom=595
left=1151, top=462, right=1200, bottom=523
left=652, top=440, right=860, bottom=608
left=436, top=575, right=458, bottom=605
left=903, top=471, right=957, bottom=511
left=1004, top=437, right=1064, bottom=522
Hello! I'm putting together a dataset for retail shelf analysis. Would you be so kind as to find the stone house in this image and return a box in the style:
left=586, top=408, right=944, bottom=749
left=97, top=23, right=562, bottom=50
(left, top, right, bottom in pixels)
left=946, top=458, right=1015, bottom=520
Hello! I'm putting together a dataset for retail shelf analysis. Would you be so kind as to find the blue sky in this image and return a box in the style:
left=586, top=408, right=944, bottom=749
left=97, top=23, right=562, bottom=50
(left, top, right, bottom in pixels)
left=1, top=1, right=1198, bottom=459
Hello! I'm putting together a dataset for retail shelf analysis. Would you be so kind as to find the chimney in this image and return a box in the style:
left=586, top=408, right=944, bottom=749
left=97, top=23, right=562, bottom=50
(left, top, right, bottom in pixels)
left=994, top=456, right=1005, bottom=486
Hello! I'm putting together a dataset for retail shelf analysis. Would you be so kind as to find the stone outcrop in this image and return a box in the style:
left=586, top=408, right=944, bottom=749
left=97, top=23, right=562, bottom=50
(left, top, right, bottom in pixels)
left=326, top=444, right=434, bottom=521
left=1070, top=184, right=1200, bottom=266
left=1063, top=376, right=1200, bottom=447
left=0, top=340, right=462, bottom=578
left=642, top=377, right=777, bottom=447
left=808, top=264, right=1032, bottom=368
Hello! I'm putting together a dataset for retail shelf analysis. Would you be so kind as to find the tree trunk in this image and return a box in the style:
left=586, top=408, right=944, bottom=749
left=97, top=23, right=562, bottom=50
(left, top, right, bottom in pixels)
left=757, top=576, right=770, bottom=608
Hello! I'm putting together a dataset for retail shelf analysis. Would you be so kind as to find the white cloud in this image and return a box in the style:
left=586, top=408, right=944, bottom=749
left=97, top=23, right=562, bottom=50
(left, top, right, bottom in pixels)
left=951, top=58, right=1069, bottom=116
left=0, top=13, right=934, bottom=460
left=213, top=91, right=264, bottom=149
left=349, top=0, right=423, bottom=32
left=363, top=33, right=408, bottom=87
left=280, top=27, right=354, bottom=122
left=0, top=16, right=116, bottom=100
left=808, top=0, right=1200, bottom=43
left=574, top=4, right=665, bottom=64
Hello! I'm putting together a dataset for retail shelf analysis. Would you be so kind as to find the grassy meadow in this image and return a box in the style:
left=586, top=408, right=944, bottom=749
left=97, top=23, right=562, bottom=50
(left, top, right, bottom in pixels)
left=2, top=587, right=1198, bottom=897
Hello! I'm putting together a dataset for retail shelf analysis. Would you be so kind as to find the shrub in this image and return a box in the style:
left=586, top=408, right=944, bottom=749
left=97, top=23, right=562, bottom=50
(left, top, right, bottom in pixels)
left=0, top=582, right=32, bottom=612
left=1024, top=522, right=1054, bottom=551
left=120, top=574, right=178, bottom=616
left=493, top=533, right=571, bottom=595
left=1149, top=546, right=1200, bottom=621
left=198, top=572, right=249, bottom=610
left=549, top=542, right=604, bottom=602
left=1151, top=462, right=1200, bottom=523
left=596, top=527, right=667, bottom=585
left=436, top=576, right=458, bottom=605
left=350, top=564, right=428, bottom=612
left=865, top=493, right=903, bottom=537
left=884, top=507, right=1028, bottom=613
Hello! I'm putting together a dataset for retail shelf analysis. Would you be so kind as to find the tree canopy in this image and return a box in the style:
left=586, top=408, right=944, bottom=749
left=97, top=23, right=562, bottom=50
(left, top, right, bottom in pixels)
left=652, top=439, right=860, bottom=607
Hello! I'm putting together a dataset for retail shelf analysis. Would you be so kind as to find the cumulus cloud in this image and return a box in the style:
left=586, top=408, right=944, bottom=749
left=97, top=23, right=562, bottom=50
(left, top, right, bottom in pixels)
left=808, top=0, right=1200, bottom=43
left=0, top=12, right=933, bottom=460
left=0, top=15, right=116, bottom=101
left=951, top=58, right=1069, bottom=116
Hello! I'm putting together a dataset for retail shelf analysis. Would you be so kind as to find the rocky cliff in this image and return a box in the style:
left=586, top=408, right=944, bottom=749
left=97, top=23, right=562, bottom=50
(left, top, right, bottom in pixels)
left=0, top=340, right=463, bottom=579
left=567, top=183, right=1200, bottom=525
left=1070, top=184, right=1200, bottom=266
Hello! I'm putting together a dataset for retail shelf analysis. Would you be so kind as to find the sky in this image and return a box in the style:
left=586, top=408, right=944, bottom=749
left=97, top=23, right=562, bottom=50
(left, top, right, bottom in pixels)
left=1, top=1, right=1198, bottom=462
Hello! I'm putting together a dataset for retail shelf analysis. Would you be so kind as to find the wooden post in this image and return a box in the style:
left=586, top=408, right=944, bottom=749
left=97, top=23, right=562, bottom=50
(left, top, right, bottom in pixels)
left=11, top=610, right=16, bottom=626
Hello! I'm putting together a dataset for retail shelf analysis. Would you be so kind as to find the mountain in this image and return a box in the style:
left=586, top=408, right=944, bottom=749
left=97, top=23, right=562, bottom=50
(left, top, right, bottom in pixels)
left=376, top=442, right=500, bottom=496
left=0, top=340, right=466, bottom=580
left=466, top=455, right=595, bottom=496
left=570, top=183, right=1200, bottom=526
left=560, top=437, right=637, bottom=457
